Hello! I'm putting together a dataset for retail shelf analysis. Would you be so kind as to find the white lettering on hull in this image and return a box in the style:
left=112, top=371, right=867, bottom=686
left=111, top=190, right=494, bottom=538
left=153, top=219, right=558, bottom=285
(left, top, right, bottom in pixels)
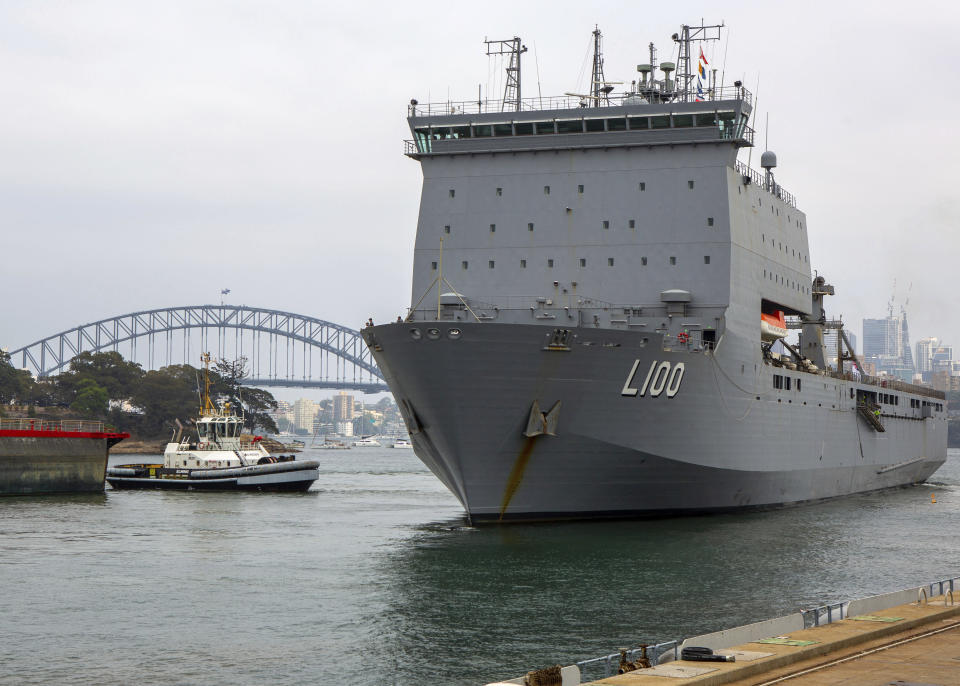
left=620, top=360, right=685, bottom=398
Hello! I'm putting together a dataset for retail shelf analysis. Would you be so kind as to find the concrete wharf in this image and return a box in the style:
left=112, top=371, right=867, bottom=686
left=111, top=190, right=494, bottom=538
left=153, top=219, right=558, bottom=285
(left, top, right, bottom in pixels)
left=487, top=584, right=960, bottom=686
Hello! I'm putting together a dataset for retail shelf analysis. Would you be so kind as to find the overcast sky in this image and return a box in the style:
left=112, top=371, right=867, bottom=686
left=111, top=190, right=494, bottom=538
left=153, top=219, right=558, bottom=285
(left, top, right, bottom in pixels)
left=1, top=1, right=957, bottom=401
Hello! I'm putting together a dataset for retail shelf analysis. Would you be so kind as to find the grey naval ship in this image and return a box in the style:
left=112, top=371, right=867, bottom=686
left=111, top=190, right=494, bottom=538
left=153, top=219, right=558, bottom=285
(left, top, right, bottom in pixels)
left=362, top=24, right=948, bottom=523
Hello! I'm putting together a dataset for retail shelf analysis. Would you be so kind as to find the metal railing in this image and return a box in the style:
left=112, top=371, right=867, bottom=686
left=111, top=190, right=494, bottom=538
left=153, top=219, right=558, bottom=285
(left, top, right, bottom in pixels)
left=408, top=87, right=752, bottom=117
left=801, top=601, right=848, bottom=628
left=0, top=418, right=107, bottom=433
left=576, top=641, right=678, bottom=682
left=735, top=161, right=797, bottom=208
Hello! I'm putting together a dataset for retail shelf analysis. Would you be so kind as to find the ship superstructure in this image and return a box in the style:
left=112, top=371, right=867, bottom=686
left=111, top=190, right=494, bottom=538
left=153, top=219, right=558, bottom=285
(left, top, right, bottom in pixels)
left=363, top=24, right=948, bottom=522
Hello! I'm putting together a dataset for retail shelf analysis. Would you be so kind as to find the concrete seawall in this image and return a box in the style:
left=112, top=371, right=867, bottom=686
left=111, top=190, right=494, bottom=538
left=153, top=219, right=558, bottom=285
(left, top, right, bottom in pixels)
left=0, top=435, right=111, bottom=495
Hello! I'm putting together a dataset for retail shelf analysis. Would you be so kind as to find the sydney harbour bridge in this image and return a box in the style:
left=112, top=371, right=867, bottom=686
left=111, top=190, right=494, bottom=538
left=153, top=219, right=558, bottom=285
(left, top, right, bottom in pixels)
left=7, top=305, right=388, bottom=393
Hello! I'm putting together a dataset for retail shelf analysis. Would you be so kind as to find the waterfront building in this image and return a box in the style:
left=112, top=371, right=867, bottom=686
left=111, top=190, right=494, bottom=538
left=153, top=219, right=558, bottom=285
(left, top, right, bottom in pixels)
left=333, top=392, right=354, bottom=424
left=293, top=398, right=318, bottom=433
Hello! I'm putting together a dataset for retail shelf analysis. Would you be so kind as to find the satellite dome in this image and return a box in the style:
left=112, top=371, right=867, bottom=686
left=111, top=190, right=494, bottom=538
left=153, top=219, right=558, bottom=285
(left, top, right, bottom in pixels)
left=761, top=150, right=777, bottom=169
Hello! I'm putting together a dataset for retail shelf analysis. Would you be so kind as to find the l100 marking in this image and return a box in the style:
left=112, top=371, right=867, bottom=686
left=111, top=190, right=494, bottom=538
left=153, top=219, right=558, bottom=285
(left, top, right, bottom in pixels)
left=621, top=360, right=685, bottom=398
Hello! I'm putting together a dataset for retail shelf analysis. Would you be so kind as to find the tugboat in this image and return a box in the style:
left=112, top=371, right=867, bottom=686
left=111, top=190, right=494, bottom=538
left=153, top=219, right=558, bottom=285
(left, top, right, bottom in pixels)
left=107, top=354, right=319, bottom=491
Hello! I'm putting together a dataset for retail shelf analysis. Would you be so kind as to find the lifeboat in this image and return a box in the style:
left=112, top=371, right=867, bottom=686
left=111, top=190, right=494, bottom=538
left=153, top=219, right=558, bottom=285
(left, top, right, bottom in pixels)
left=761, top=310, right=788, bottom=342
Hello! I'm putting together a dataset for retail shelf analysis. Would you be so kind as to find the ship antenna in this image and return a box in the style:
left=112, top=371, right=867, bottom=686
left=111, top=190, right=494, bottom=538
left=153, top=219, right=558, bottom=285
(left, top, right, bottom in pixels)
left=534, top=41, right=544, bottom=109
left=485, top=37, right=526, bottom=112
left=591, top=25, right=606, bottom=107
left=201, top=352, right=215, bottom=417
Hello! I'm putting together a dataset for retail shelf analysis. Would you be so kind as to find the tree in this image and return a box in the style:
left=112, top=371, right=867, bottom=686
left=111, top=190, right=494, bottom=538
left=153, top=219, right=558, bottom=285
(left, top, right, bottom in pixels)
left=211, top=356, right=279, bottom=434
left=70, top=378, right=109, bottom=418
left=0, top=351, right=34, bottom=404
left=129, top=365, right=203, bottom=437
left=64, top=351, right=144, bottom=401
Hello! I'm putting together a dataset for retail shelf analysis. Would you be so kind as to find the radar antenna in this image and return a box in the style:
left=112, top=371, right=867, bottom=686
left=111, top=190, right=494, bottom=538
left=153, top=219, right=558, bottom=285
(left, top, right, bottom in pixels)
left=485, top=37, right=527, bottom=112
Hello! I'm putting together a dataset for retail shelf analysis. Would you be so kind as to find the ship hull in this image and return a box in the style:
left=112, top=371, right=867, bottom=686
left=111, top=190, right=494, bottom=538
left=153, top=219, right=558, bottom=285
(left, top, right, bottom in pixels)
left=106, top=460, right=320, bottom=492
left=365, top=322, right=947, bottom=522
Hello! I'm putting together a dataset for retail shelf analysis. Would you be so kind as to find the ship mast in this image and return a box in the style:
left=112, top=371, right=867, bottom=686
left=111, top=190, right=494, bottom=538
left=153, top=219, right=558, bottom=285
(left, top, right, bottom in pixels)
left=485, top=37, right=527, bottom=112
left=591, top=26, right=607, bottom=107
left=200, top=352, right=216, bottom=417
left=673, top=21, right=723, bottom=102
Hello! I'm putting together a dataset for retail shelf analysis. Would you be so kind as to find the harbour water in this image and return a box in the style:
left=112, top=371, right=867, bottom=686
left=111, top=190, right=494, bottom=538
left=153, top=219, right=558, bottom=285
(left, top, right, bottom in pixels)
left=1, top=447, right=958, bottom=686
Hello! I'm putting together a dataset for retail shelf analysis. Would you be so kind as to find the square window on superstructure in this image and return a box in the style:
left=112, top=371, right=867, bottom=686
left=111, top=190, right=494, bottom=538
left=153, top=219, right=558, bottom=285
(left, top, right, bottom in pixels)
left=608, top=257, right=614, bottom=266
left=431, top=261, right=437, bottom=270
left=707, top=217, right=714, bottom=226
left=629, top=219, right=636, bottom=229
left=490, top=224, right=496, bottom=232
left=544, top=186, right=551, bottom=195
left=641, top=256, right=648, bottom=266
left=579, top=258, right=586, bottom=267
left=785, top=377, right=792, bottom=391
left=520, top=259, right=527, bottom=268
left=687, top=180, right=695, bottom=189
left=444, top=225, right=451, bottom=234
left=585, top=118, right=605, bottom=132
left=547, top=258, right=554, bottom=268
left=488, top=260, right=495, bottom=268
left=602, top=220, right=609, bottom=229
left=449, top=189, right=455, bottom=198
left=670, top=256, right=677, bottom=265
left=515, top=122, right=534, bottom=135
left=704, top=256, right=710, bottom=264
left=639, top=182, right=646, bottom=191
left=462, top=261, right=468, bottom=269
left=578, top=184, right=585, bottom=194
left=496, top=187, right=503, bottom=196
left=528, top=222, right=534, bottom=231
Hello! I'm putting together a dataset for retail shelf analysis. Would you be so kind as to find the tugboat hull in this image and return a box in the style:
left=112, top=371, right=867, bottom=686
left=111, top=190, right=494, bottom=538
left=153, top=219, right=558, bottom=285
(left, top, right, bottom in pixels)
left=106, top=460, right=320, bottom=492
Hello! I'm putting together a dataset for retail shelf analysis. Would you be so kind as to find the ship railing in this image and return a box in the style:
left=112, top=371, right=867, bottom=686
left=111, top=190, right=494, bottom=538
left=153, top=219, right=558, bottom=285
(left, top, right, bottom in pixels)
left=825, top=371, right=945, bottom=400
left=0, top=418, right=106, bottom=433
left=735, top=161, right=797, bottom=208
left=575, top=641, right=678, bottom=682
left=407, top=87, right=752, bottom=117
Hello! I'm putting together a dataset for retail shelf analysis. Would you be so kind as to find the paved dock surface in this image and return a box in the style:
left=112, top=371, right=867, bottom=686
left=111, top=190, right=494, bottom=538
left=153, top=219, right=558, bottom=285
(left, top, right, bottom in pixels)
left=589, top=594, right=960, bottom=686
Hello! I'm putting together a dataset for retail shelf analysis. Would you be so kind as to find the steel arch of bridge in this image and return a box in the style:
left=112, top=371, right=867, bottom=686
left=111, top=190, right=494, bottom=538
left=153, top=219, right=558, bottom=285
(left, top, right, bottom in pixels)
left=9, top=305, right=387, bottom=392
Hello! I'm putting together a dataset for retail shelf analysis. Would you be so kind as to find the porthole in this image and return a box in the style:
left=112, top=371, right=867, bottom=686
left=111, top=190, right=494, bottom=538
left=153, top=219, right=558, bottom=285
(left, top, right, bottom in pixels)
left=426, top=328, right=441, bottom=340
left=409, top=328, right=422, bottom=340
left=447, top=328, right=462, bottom=340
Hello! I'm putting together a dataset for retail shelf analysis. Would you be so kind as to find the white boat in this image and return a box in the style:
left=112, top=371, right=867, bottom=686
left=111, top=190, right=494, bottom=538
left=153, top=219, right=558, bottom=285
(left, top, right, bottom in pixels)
left=107, top=353, right=319, bottom=491
left=352, top=437, right=381, bottom=448
left=391, top=438, right=412, bottom=448
left=318, top=437, right=351, bottom=450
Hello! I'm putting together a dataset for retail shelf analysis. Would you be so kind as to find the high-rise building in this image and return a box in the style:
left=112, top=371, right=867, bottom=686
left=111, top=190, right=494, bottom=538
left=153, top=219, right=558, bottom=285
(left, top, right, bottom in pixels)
left=862, top=317, right=901, bottom=359
left=293, top=398, right=318, bottom=433
left=915, top=338, right=939, bottom=375
left=333, top=392, right=355, bottom=424
left=822, top=328, right=857, bottom=369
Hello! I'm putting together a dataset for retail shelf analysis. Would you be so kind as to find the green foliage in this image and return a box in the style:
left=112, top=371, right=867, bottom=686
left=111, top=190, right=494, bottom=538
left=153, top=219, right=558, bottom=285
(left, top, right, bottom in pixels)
left=0, top=351, right=34, bottom=404
left=212, top=356, right=278, bottom=434
left=70, top=378, right=109, bottom=418
left=129, top=365, right=204, bottom=437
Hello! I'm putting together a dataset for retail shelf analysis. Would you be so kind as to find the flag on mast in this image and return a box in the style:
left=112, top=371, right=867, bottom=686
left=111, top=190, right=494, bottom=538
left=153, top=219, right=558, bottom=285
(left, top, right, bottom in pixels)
left=699, top=47, right=708, bottom=65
